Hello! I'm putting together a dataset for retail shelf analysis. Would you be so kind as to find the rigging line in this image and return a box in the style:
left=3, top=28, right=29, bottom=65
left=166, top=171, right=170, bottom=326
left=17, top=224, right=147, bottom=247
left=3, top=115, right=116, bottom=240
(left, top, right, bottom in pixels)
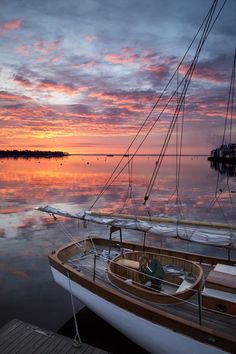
left=189, top=185, right=235, bottom=241
left=215, top=47, right=236, bottom=195
left=67, top=272, right=82, bottom=346
left=229, top=46, right=236, bottom=144
left=176, top=99, right=186, bottom=221
left=177, top=98, right=185, bottom=190
left=229, top=48, right=236, bottom=143
left=214, top=197, right=233, bottom=232
left=89, top=1, right=220, bottom=211
left=91, top=51, right=210, bottom=210
left=144, top=0, right=226, bottom=200
left=224, top=182, right=236, bottom=220
left=90, top=0, right=227, bottom=210
left=54, top=218, right=83, bottom=249
left=144, top=0, right=220, bottom=202
left=176, top=69, right=179, bottom=192
left=222, top=46, right=236, bottom=145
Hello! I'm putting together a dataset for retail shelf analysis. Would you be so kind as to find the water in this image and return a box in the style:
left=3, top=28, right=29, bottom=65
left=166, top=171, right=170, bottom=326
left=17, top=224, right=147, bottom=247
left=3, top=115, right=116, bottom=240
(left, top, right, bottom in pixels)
left=0, top=155, right=235, bottom=351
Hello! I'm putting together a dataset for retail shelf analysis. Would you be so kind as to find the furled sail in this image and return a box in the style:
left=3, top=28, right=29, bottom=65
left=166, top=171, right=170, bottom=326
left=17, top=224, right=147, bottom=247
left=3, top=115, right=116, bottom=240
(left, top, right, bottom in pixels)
left=38, top=205, right=236, bottom=248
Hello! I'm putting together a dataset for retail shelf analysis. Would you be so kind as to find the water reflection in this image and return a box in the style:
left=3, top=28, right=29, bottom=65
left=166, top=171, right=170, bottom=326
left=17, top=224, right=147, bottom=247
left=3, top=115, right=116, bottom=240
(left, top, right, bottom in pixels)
left=209, top=160, right=236, bottom=177
left=0, top=155, right=236, bottom=334
left=0, top=155, right=236, bottom=238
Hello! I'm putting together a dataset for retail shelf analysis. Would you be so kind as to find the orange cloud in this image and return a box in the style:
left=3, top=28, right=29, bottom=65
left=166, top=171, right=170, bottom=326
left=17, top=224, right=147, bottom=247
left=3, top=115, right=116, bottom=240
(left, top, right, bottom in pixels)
left=37, top=81, right=79, bottom=96
left=89, top=90, right=155, bottom=107
left=105, top=52, right=138, bottom=64
left=0, top=91, right=32, bottom=102
left=0, top=19, right=22, bottom=35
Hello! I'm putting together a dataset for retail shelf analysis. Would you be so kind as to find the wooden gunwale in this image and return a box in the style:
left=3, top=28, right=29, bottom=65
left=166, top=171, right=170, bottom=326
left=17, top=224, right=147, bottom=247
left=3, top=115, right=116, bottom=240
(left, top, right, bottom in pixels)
left=48, top=237, right=236, bottom=353
left=55, top=237, right=236, bottom=266
left=108, top=252, right=203, bottom=304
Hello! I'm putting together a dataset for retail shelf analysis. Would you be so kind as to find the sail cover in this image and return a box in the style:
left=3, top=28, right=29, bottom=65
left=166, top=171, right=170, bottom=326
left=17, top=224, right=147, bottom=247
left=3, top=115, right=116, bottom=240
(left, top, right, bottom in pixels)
left=38, top=205, right=236, bottom=248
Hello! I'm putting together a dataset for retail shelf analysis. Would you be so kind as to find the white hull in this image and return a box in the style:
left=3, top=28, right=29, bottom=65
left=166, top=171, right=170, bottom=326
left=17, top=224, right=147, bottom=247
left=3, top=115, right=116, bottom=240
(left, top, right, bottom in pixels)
left=51, top=267, right=228, bottom=354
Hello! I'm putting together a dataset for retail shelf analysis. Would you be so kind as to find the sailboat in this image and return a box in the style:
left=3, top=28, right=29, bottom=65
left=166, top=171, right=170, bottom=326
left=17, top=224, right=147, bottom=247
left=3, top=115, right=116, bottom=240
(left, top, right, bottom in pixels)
left=39, top=1, right=236, bottom=353
left=208, top=49, right=236, bottom=164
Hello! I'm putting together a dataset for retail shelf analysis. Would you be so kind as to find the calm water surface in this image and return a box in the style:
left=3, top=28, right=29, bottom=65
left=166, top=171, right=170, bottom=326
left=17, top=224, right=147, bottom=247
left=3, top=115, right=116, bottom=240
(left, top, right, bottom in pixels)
left=0, top=155, right=235, bottom=351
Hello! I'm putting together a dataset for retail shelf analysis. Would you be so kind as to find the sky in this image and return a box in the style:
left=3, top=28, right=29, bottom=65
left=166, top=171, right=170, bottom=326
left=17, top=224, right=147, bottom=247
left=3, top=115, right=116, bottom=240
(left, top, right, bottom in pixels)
left=0, top=0, right=235, bottom=154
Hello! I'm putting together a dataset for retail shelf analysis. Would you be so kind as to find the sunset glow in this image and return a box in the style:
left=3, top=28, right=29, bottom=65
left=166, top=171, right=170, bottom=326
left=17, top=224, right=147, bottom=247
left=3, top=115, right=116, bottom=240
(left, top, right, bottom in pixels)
left=0, top=0, right=235, bottom=154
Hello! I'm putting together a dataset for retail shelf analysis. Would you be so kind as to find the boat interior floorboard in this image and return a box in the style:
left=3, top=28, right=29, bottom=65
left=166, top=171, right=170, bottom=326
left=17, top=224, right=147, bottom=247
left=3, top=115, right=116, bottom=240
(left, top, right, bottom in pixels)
left=65, top=244, right=236, bottom=338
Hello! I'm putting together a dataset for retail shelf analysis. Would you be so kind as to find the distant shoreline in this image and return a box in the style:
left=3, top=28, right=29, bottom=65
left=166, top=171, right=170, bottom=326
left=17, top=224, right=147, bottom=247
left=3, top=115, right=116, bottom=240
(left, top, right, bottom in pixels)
left=0, top=150, right=69, bottom=158
left=69, top=153, right=209, bottom=157
left=0, top=150, right=209, bottom=159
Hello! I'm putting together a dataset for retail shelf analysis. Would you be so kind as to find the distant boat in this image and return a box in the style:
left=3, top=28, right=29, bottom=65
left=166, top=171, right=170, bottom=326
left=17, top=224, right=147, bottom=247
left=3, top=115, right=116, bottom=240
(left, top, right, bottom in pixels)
left=208, top=144, right=236, bottom=163
left=38, top=2, right=236, bottom=354
left=208, top=42, right=235, bottom=165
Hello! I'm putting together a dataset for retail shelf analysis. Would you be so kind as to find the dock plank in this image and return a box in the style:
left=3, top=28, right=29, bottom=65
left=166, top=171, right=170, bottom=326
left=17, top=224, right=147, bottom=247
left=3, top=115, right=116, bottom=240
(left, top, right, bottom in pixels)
left=0, top=319, right=110, bottom=354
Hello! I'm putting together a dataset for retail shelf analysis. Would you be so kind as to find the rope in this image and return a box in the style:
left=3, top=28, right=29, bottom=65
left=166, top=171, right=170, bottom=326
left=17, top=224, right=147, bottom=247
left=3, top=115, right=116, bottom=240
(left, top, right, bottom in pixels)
left=52, top=214, right=83, bottom=249
left=143, top=0, right=223, bottom=203
left=222, top=46, right=236, bottom=145
left=67, top=272, right=82, bottom=347
left=89, top=0, right=227, bottom=210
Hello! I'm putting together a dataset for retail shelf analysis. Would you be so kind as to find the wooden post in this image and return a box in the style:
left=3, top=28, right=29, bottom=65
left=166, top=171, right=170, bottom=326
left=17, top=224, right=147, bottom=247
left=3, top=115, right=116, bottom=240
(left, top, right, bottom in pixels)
left=93, top=254, right=97, bottom=281
left=109, top=226, right=122, bottom=258
left=227, top=247, right=231, bottom=261
left=198, top=289, right=202, bottom=325
left=143, top=232, right=147, bottom=251
left=119, top=228, right=123, bottom=255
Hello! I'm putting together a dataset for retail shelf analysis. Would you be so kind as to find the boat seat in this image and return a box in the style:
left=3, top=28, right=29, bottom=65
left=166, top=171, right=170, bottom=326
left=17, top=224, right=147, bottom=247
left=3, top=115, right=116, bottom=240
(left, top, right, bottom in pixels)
left=116, top=258, right=140, bottom=270
left=205, top=264, right=236, bottom=294
left=176, top=279, right=191, bottom=293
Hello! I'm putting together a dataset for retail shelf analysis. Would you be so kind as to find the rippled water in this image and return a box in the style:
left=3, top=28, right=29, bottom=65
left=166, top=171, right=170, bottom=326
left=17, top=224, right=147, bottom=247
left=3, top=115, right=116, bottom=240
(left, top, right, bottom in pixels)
left=0, top=155, right=235, bottom=350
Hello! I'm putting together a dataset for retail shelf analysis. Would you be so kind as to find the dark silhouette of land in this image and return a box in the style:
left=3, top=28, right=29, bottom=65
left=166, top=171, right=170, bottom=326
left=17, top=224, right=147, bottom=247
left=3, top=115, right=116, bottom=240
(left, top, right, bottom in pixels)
left=0, top=149, right=69, bottom=158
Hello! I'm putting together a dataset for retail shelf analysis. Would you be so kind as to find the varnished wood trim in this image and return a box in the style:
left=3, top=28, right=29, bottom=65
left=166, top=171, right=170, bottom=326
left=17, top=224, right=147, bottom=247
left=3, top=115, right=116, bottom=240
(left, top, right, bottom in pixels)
left=48, top=239, right=236, bottom=353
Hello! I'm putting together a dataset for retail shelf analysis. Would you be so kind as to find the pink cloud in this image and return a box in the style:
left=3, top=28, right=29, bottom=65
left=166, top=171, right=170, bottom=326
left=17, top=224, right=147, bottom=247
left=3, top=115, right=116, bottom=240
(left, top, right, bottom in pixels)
left=0, top=91, right=32, bottom=102
left=104, top=48, right=160, bottom=66
left=13, top=75, right=33, bottom=88
left=105, top=52, right=139, bottom=64
left=179, top=63, right=227, bottom=84
left=0, top=19, right=22, bottom=35
left=48, top=55, right=62, bottom=64
left=16, top=44, right=30, bottom=56
left=73, top=60, right=97, bottom=69
left=145, top=64, right=170, bottom=79
left=85, top=35, right=97, bottom=42
left=34, top=40, right=59, bottom=54
left=37, top=81, right=87, bottom=95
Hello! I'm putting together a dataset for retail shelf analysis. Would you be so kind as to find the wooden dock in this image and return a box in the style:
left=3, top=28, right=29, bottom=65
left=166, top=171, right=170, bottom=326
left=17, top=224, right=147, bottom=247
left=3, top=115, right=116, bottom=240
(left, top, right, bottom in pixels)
left=0, top=319, right=110, bottom=353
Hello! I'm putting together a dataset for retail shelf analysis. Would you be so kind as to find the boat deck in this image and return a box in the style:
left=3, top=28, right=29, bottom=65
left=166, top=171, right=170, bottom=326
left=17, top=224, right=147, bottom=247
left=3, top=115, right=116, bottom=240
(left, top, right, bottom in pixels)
left=65, top=244, right=236, bottom=338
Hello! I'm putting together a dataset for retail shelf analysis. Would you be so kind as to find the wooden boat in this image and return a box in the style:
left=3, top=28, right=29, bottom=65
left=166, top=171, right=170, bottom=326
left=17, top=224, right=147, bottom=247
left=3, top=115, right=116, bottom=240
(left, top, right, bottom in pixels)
left=48, top=235, right=236, bottom=353
left=39, top=3, right=236, bottom=353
